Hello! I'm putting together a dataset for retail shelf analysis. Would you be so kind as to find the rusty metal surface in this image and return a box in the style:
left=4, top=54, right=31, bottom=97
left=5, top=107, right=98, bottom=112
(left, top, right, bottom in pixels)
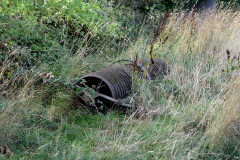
left=77, top=58, right=170, bottom=107
left=78, top=65, right=132, bottom=99
left=112, top=59, right=152, bottom=80
left=137, top=58, right=170, bottom=80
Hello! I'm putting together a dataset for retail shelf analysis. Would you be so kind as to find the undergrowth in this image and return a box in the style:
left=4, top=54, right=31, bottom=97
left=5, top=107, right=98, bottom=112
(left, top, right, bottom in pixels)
left=1, top=4, right=240, bottom=159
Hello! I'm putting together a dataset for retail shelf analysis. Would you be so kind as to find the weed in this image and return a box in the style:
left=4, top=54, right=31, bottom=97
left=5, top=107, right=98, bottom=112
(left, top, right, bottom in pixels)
left=1, top=4, right=240, bottom=159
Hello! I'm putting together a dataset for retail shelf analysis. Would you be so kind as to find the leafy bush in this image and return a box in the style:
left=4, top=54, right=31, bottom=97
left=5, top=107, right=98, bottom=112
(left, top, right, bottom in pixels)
left=0, top=0, right=120, bottom=66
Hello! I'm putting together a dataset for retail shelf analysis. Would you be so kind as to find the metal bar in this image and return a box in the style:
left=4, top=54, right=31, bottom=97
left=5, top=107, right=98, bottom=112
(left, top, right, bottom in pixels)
left=112, top=59, right=152, bottom=80
left=96, top=93, right=134, bottom=108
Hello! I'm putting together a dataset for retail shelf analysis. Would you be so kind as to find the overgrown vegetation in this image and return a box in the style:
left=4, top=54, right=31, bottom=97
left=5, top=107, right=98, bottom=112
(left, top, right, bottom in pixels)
left=1, top=0, right=240, bottom=159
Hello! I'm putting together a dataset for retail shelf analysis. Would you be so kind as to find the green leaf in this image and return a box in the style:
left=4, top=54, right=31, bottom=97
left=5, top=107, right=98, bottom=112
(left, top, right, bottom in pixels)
left=80, top=31, right=85, bottom=36
left=76, top=87, right=84, bottom=93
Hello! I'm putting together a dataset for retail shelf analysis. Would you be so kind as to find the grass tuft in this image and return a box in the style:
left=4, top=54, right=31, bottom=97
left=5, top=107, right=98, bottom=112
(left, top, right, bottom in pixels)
left=1, top=8, right=240, bottom=159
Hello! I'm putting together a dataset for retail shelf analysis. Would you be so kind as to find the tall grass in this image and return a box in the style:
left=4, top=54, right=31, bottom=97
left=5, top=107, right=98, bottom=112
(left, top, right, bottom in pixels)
left=1, top=8, right=240, bottom=159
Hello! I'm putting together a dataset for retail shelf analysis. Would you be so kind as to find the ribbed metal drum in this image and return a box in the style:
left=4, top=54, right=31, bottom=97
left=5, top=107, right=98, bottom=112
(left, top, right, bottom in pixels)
left=76, top=58, right=170, bottom=106
left=78, top=65, right=132, bottom=99
left=137, top=58, right=170, bottom=80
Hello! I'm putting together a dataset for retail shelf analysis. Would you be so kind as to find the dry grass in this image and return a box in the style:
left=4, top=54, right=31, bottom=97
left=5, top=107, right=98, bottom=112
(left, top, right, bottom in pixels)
left=1, top=8, right=240, bottom=159
left=119, top=8, right=240, bottom=158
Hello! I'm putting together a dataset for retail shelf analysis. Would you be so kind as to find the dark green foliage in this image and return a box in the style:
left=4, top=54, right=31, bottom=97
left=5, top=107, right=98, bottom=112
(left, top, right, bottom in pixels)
left=0, top=0, right=120, bottom=66
left=114, top=0, right=185, bottom=13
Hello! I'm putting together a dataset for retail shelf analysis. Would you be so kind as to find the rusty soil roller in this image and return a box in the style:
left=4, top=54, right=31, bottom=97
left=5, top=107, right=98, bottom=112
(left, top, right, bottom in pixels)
left=137, top=58, right=170, bottom=80
left=76, top=58, right=170, bottom=108
left=78, top=65, right=132, bottom=100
